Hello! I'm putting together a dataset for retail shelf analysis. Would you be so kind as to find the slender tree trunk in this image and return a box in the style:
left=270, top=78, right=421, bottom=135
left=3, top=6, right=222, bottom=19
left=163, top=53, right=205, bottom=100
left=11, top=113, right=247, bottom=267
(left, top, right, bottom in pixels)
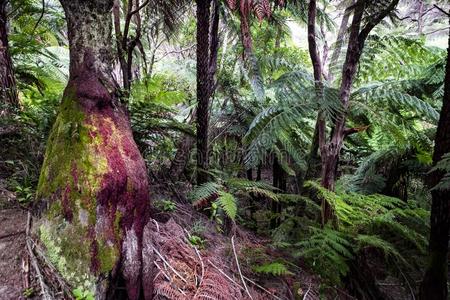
left=196, top=0, right=219, bottom=184
left=271, top=156, right=286, bottom=228
left=0, top=0, right=18, bottom=106
left=303, top=0, right=354, bottom=186
left=113, top=0, right=145, bottom=93
left=320, top=1, right=365, bottom=192
left=36, top=1, right=151, bottom=298
left=327, top=0, right=354, bottom=81
left=318, top=0, right=399, bottom=224
left=417, top=0, right=424, bottom=34
left=419, top=14, right=450, bottom=299
left=308, top=0, right=334, bottom=225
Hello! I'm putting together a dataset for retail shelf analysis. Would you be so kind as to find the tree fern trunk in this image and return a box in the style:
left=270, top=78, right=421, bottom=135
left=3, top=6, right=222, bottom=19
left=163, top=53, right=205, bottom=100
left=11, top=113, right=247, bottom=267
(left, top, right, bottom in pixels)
left=271, top=156, right=285, bottom=228
left=0, top=0, right=18, bottom=107
left=170, top=133, right=195, bottom=180
left=196, top=0, right=219, bottom=185
left=419, top=13, right=450, bottom=299
left=196, top=0, right=211, bottom=185
left=36, top=1, right=151, bottom=298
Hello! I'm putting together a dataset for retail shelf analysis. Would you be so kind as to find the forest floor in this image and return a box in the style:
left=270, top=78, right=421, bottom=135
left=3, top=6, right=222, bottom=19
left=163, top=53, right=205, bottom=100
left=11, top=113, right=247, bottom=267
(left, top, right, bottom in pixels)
left=0, top=179, right=416, bottom=300
left=0, top=208, right=27, bottom=299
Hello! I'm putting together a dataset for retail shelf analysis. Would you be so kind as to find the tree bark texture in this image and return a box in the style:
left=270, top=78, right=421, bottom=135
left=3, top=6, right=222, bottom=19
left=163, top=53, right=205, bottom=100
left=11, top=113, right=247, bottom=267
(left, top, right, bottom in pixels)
left=307, top=0, right=334, bottom=225
left=0, top=0, right=18, bottom=106
left=271, top=156, right=286, bottom=228
left=36, top=1, right=152, bottom=298
left=419, top=13, right=450, bottom=300
left=196, top=0, right=219, bottom=185
left=319, top=0, right=399, bottom=194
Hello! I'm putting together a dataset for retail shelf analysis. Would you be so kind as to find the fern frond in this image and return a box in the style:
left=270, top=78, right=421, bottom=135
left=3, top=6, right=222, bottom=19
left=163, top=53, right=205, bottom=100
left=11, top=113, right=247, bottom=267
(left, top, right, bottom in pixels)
left=189, top=182, right=223, bottom=206
left=216, top=191, right=237, bottom=220
left=429, top=153, right=450, bottom=191
left=253, top=262, right=293, bottom=276
left=355, top=234, right=407, bottom=265
left=352, top=81, right=439, bottom=122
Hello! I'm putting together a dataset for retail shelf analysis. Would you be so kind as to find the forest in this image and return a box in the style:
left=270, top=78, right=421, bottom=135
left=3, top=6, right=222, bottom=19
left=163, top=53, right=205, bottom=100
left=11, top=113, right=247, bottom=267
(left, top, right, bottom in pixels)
left=0, top=0, right=449, bottom=299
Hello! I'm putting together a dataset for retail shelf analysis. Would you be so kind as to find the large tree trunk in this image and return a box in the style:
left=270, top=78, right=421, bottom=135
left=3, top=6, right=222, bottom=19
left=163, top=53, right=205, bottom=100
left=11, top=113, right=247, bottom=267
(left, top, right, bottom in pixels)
left=196, top=0, right=211, bottom=185
left=0, top=0, right=18, bottom=106
left=36, top=1, right=151, bottom=298
left=196, top=0, right=219, bottom=184
left=419, top=15, right=450, bottom=300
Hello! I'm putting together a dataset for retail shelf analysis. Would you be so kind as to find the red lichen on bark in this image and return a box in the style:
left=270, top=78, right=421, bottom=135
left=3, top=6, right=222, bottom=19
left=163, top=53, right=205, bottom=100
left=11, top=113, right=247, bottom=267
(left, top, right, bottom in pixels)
left=42, top=49, right=150, bottom=298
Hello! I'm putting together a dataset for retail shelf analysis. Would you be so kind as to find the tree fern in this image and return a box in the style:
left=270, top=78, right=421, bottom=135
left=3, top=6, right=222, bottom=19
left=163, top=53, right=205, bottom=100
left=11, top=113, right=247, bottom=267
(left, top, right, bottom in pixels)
left=295, top=226, right=353, bottom=282
left=355, top=234, right=408, bottom=265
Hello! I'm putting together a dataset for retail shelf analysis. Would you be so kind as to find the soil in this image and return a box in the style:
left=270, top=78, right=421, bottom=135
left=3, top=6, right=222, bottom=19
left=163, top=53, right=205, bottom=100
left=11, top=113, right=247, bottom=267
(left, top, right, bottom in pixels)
left=0, top=208, right=27, bottom=300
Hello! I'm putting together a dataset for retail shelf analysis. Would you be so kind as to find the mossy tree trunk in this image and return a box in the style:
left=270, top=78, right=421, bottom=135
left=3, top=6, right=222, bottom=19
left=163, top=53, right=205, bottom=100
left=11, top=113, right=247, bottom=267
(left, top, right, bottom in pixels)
left=36, top=1, right=151, bottom=299
left=0, top=0, right=18, bottom=106
left=419, top=12, right=450, bottom=300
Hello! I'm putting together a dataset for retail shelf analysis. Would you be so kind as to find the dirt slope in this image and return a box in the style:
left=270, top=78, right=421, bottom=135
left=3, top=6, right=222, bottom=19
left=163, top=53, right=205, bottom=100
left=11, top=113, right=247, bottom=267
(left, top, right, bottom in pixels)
left=0, top=209, right=27, bottom=300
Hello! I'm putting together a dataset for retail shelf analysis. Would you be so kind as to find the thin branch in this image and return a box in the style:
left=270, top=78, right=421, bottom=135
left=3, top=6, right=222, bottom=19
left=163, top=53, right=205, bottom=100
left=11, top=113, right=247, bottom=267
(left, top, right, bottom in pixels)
left=231, top=235, right=253, bottom=300
left=433, top=4, right=450, bottom=17
left=242, top=275, right=285, bottom=300
left=424, top=26, right=450, bottom=36
left=32, top=0, right=45, bottom=34
left=183, top=229, right=204, bottom=286
left=0, top=230, right=25, bottom=240
left=152, top=245, right=188, bottom=283
left=129, top=0, right=150, bottom=17
left=303, top=281, right=312, bottom=300
left=358, top=0, right=400, bottom=45
left=26, top=212, right=52, bottom=300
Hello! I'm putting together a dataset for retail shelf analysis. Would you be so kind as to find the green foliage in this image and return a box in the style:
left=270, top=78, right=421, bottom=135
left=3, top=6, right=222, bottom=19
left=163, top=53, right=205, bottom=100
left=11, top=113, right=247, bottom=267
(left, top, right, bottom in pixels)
left=14, top=184, right=34, bottom=204
left=187, top=235, right=207, bottom=249
left=272, top=181, right=429, bottom=284
left=72, top=288, right=94, bottom=300
left=253, top=262, right=293, bottom=276
left=429, top=153, right=450, bottom=191
left=189, top=182, right=222, bottom=205
left=22, top=288, right=34, bottom=298
left=216, top=191, right=237, bottom=220
left=189, top=177, right=278, bottom=225
left=154, top=199, right=177, bottom=212
left=295, top=226, right=353, bottom=283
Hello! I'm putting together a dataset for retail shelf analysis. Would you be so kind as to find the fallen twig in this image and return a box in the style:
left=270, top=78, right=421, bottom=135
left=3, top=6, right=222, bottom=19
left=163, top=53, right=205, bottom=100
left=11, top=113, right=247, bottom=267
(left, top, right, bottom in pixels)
left=152, top=219, right=160, bottom=233
left=183, top=228, right=205, bottom=286
left=303, top=281, right=312, bottom=300
left=395, top=261, right=415, bottom=300
left=26, top=212, right=52, bottom=300
left=0, top=230, right=25, bottom=240
left=152, top=245, right=187, bottom=283
left=154, top=261, right=171, bottom=282
left=242, top=275, right=285, bottom=300
left=208, top=259, right=243, bottom=289
left=231, top=235, right=253, bottom=300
